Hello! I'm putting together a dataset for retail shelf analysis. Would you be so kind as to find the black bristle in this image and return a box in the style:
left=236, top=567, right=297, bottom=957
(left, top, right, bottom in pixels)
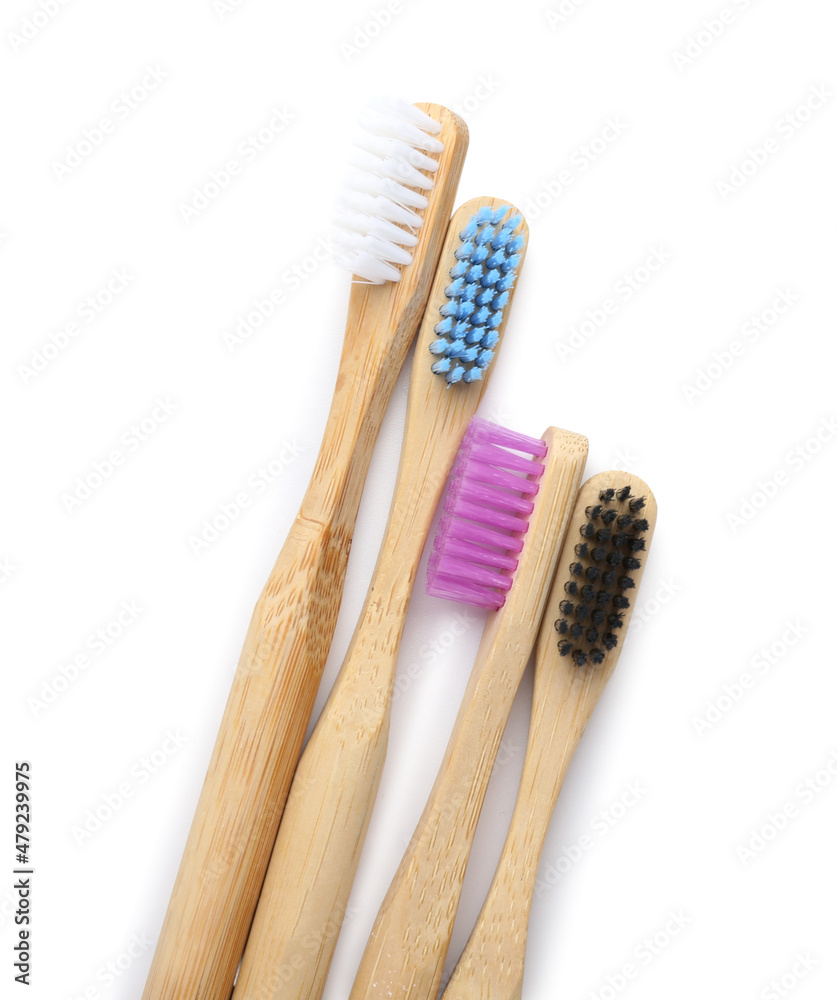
left=555, top=482, right=649, bottom=667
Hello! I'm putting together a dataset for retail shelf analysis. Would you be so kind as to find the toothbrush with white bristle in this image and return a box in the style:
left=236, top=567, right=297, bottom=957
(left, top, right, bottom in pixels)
left=141, top=98, right=467, bottom=1000
left=231, top=197, right=526, bottom=1000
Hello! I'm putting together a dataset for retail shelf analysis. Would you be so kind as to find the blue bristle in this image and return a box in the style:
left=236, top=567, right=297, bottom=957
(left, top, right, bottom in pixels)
left=429, top=203, right=525, bottom=386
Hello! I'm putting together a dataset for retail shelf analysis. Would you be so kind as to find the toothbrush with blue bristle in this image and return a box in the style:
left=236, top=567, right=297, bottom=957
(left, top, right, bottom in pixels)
left=231, top=198, right=527, bottom=1000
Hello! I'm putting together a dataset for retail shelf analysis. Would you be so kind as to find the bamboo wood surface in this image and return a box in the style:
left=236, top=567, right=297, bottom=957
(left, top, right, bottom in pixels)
left=348, top=426, right=589, bottom=1000
left=231, top=197, right=528, bottom=1000
left=141, top=104, right=468, bottom=1000
left=441, top=472, right=657, bottom=1000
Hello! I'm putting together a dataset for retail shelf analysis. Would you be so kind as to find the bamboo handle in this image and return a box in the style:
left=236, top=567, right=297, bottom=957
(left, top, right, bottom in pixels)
left=141, top=104, right=468, bottom=1000
left=348, top=427, right=588, bottom=1000
left=442, top=473, right=658, bottom=1000
left=232, top=197, right=524, bottom=1000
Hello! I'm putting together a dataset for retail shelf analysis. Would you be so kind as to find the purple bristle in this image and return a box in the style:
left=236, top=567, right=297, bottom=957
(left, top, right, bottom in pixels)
left=426, top=417, right=547, bottom=610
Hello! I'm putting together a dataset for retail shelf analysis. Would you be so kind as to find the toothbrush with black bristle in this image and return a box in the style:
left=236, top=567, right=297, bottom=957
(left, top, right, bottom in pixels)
left=230, top=198, right=527, bottom=1000
left=440, top=473, right=657, bottom=1000
left=141, top=98, right=467, bottom=1000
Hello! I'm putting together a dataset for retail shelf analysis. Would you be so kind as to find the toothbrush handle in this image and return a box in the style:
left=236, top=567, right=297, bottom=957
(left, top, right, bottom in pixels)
left=231, top=604, right=400, bottom=1000
left=442, top=666, right=605, bottom=1000
left=141, top=290, right=416, bottom=1000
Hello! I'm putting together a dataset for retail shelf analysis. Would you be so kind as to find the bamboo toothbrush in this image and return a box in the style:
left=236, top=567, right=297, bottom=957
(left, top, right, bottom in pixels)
left=441, top=473, right=656, bottom=1000
left=348, top=421, right=589, bottom=1000
left=141, top=99, right=467, bottom=1000
left=231, top=198, right=528, bottom=1000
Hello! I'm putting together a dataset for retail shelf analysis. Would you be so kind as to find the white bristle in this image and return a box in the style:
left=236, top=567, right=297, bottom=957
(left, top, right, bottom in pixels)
left=333, top=98, right=444, bottom=284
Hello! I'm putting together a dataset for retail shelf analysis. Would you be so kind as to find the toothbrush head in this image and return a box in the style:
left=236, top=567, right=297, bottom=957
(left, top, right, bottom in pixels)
left=553, top=479, right=656, bottom=667
left=333, top=97, right=446, bottom=284
left=426, top=417, right=547, bottom=610
left=428, top=204, right=525, bottom=386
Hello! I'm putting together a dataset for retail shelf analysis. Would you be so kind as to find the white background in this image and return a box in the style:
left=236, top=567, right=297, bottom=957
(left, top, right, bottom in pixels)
left=3, top=1, right=836, bottom=998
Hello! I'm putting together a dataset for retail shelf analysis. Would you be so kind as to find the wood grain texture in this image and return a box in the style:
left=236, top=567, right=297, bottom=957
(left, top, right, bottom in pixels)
left=348, top=426, right=589, bottom=1000
left=231, top=197, right=528, bottom=1000
left=441, top=472, right=657, bottom=1000
left=141, top=104, right=468, bottom=1000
